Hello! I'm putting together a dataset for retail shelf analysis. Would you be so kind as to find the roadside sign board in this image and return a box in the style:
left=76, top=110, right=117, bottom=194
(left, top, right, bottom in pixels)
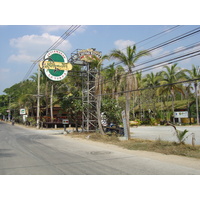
left=20, top=108, right=26, bottom=115
left=62, top=119, right=69, bottom=124
left=41, top=49, right=72, bottom=82
left=174, top=111, right=188, bottom=118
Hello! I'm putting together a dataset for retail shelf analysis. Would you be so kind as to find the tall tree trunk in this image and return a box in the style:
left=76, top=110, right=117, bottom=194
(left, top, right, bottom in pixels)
left=125, top=73, right=132, bottom=140
left=96, top=73, right=104, bottom=135
left=171, top=90, right=175, bottom=124
left=195, top=83, right=199, bottom=125
left=125, top=92, right=131, bottom=139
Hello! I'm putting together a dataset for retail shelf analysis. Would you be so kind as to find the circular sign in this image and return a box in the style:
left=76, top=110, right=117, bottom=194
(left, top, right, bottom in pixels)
left=44, top=49, right=68, bottom=81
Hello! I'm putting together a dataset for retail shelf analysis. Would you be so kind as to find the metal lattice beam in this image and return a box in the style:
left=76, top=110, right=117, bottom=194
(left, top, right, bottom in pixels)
left=69, top=49, right=100, bottom=132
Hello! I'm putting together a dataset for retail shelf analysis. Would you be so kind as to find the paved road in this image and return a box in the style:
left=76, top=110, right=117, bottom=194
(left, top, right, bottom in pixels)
left=1, top=122, right=200, bottom=175
left=131, top=126, right=200, bottom=145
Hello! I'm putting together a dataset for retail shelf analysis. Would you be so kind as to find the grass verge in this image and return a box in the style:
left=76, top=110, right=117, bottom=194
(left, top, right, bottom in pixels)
left=70, top=132, right=200, bottom=159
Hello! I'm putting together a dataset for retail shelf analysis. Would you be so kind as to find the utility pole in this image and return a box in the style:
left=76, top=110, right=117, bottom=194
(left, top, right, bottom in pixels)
left=36, top=64, right=40, bottom=129
left=197, top=67, right=200, bottom=125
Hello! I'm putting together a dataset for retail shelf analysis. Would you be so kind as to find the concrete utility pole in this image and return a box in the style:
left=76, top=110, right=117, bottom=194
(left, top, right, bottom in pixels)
left=36, top=65, right=40, bottom=129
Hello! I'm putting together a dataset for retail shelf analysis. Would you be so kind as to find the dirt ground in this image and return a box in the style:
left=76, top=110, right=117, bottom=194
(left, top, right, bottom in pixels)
left=61, top=134, right=200, bottom=171
left=5, top=122, right=200, bottom=171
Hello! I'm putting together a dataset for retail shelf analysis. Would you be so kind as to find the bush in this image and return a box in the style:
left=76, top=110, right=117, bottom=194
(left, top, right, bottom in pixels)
left=150, top=117, right=158, bottom=125
left=27, top=117, right=36, bottom=126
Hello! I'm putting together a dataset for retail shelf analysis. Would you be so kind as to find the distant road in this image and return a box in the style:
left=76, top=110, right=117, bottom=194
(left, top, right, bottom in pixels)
left=131, top=126, right=200, bottom=145
left=1, top=122, right=200, bottom=175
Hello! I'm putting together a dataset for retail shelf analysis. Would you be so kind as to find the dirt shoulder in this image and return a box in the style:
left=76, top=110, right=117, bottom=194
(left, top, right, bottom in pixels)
left=59, top=134, right=200, bottom=171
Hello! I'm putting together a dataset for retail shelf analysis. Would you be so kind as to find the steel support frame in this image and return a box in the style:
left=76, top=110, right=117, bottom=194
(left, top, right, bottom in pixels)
left=82, top=63, right=98, bottom=132
left=69, top=49, right=98, bottom=132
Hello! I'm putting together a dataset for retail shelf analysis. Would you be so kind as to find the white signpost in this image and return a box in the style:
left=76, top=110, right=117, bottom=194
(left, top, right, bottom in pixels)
left=62, top=119, right=69, bottom=134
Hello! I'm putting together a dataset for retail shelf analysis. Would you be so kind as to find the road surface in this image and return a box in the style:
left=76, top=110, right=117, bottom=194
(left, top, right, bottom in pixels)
left=1, top=121, right=200, bottom=175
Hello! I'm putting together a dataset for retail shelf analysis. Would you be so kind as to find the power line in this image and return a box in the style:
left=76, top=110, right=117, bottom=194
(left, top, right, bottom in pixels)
left=103, top=25, right=181, bottom=68
left=23, top=25, right=74, bottom=80
left=103, top=26, right=200, bottom=71
left=101, top=47, right=200, bottom=86
left=23, top=25, right=81, bottom=80
left=134, top=40, right=200, bottom=68
left=130, top=25, right=181, bottom=48
left=98, top=77, right=200, bottom=97
left=101, top=26, right=200, bottom=86
left=23, top=25, right=79, bottom=80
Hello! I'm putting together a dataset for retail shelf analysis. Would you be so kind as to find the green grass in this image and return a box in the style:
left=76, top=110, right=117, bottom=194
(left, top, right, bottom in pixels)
left=70, top=132, right=200, bottom=159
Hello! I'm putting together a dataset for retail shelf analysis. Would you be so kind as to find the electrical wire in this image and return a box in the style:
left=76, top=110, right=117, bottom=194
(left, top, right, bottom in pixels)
left=97, top=77, right=200, bottom=97
left=101, top=26, right=200, bottom=86
left=103, top=26, right=200, bottom=71
left=23, top=25, right=78, bottom=80
left=23, top=25, right=81, bottom=80
left=102, top=25, right=182, bottom=68
left=101, top=47, right=200, bottom=87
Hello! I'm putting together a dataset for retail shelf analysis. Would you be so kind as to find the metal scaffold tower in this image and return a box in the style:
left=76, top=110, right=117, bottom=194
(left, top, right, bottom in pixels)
left=69, top=48, right=101, bottom=132
left=82, top=63, right=98, bottom=131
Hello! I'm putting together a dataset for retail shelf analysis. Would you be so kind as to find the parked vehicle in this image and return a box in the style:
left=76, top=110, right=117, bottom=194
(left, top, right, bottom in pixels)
left=104, top=123, right=124, bottom=136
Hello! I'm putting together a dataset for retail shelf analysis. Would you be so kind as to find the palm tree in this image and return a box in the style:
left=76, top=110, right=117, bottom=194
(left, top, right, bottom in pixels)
left=109, top=45, right=150, bottom=139
left=102, top=63, right=125, bottom=101
left=89, top=55, right=109, bottom=134
left=143, top=72, right=161, bottom=116
left=158, top=63, right=186, bottom=123
left=186, top=65, right=200, bottom=124
left=102, top=63, right=116, bottom=98
left=135, top=71, right=143, bottom=119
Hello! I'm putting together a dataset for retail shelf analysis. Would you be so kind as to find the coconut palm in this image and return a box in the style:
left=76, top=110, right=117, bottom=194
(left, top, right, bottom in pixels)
left=186, top=65, right=200, bottom=124
left=88, top=55, right=109, bottom=134
left=143, top=72, right=161, bottom=115
left=102, top=63, right=116, bottom=98
left=109, top=45, right=150, bottom=139
left=102, top=63, right=125, bottom=101
left=158, top=63, right=186, bottom=123
left=135, top=71, right=143, bottom=119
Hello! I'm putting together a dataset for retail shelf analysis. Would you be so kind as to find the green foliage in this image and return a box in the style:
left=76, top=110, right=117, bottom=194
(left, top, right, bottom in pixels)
left=26, top=117, right=36, bottom=126
left=150, top=117, right=157, bottom=125
left=0, top=95, right=8, bottom=116
left=156, top=111, right=165, bottom=121
left=101, top=96, right=122, bottom=125
left=166, top=111, right=173, bottom=122
left=175, top=129, right=189, bottom=144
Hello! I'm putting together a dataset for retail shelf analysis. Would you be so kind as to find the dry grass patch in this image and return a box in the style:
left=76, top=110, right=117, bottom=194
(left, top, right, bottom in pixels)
left=69, top=132, right=200, bottom=159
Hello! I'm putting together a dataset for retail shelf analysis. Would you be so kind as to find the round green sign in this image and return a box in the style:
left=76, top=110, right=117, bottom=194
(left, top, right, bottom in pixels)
left=44, top=49, right=68, bottom=81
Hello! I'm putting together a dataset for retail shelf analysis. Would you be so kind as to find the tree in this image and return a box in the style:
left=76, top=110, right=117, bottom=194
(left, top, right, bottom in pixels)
left=3, top=80, right=37, bottom=119
left=143, top=72, right=161, bottom=116
left=109, top=45, right=150, bottom=139
left=186, top=65, right=200, bottom=124
left=89, top=55, right=109, bottom=135
left=158, top=64, right=186, bottom=123
left=102, top=64, right=125, bottom=102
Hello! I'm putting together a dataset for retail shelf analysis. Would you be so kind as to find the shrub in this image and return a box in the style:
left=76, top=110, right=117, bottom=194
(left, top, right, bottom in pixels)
left=150, top=117, right=157, bottom=126
left=27, top=117, right=36, bottom=126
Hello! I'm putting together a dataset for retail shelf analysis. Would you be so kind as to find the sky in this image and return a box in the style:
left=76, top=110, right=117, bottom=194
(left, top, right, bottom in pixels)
left=1, top=25, right=200, bottom=95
